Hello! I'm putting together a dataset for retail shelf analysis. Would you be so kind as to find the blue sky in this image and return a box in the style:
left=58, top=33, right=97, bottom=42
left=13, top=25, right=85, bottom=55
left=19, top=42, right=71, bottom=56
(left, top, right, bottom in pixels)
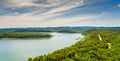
left=0, top=0, right=120, bottom=27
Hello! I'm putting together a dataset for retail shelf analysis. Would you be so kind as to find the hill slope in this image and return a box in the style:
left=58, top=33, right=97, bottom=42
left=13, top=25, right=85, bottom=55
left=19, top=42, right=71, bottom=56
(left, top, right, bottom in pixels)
left=28, top=30, right=120, bottom=61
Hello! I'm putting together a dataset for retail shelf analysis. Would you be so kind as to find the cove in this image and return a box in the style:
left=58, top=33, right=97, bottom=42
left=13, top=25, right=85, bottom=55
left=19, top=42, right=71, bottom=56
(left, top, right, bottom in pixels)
left=0, top=32, right=84, bottom=61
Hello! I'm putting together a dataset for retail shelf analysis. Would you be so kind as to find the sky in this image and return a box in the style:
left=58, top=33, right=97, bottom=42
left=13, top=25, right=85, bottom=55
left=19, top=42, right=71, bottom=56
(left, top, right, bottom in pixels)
left=0, top=0, right=120, bottom=27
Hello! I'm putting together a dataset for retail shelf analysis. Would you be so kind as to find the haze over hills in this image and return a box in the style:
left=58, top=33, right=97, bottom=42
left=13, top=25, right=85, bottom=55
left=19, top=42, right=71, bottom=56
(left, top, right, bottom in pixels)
left=0, top=26, right=119, bottom=33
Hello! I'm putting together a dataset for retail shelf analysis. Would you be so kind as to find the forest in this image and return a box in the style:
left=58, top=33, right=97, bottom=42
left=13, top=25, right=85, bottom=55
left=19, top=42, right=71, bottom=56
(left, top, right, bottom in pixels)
left=28, top=29, right=120, bottom=61
left=0, top=31, right=52, bottom=39
left=0, top=27, right=119, bottom=33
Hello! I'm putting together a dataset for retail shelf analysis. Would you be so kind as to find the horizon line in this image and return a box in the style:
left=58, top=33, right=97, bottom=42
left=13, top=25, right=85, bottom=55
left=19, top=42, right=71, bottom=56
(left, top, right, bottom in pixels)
left=0, top=26, right=120, bottom=28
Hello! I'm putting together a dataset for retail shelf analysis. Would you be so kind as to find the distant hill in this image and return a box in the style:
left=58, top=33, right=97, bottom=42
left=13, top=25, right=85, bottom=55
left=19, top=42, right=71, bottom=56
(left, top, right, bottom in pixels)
left=0, top=26, right=120, bottom=33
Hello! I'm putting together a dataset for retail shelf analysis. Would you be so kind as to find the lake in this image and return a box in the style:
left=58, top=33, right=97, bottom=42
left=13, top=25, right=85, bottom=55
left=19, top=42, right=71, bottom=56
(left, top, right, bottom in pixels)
left=0, top=32, right=84, bottom=61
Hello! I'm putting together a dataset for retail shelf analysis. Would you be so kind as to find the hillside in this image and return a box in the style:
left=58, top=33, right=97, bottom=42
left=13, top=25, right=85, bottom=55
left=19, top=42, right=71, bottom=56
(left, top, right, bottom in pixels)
left=28, top=30, right=120, bottom=61
left=0, top=27, right=119, bottom=33
left=0, top=32, right=52, bottom=39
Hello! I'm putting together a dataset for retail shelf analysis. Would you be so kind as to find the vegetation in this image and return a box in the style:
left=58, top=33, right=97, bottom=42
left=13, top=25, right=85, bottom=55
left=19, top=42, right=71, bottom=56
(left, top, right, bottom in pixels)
left=0, top=27, right=119, bottom=33
left=0, top=31, right=52, bottom=39
left=28, top=30, right=120, bottom=61
left=0, top=27, right=120, bottom=60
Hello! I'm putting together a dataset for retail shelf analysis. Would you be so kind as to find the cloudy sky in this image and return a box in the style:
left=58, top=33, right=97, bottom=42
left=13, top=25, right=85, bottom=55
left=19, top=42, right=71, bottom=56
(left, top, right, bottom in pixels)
left=0, top=0, right=120, bottom=27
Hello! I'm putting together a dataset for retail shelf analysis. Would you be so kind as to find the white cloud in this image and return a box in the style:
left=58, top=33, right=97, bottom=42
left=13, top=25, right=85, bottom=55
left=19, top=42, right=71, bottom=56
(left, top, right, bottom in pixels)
left=0, top=11, right=64, bottom=27
left=102, top=12, right=107, bottom=14
left=1, top=0, right=119, bottom=27
left=0, top=0, right=84, bottom=27
left=3, top=0, right=84, bottom=8
left=0, top=14, right=100, bottom=27
left=4, top=0, right=34, bottom=7
left=43, top=15, right=100, bottom=26
left=118, top=4, right=120, bottom=8
left=46, top=0, right=84, bottom=14
left=0, top=0, right=102, bottom=27
left=5, top=0, right=54, bottom=8
left=0, top=0, right=85, bottom=15
left=47, top=5, right=77, bottom=14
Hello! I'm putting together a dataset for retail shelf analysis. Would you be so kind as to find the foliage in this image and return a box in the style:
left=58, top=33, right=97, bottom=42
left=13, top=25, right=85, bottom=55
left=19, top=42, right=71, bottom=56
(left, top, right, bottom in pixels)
left=29, top=30, right=120, bottom=61
left=1, top=27, right=119, bottom=33
left=0, top=31, right=52, bottom=39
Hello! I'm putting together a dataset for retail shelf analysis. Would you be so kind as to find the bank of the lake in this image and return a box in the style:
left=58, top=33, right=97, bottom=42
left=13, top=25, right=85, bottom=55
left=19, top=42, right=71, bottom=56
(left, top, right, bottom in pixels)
left=0, top=32, right=84, bottom=61
left=30, top=30, right=120, bottom=61
left=0, top=32, right=52, bottom=39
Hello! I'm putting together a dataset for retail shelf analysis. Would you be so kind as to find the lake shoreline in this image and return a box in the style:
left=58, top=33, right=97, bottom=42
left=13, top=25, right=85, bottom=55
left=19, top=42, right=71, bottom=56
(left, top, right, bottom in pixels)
left=0, top=31, right=52, bottom=39
left=0, top=37, right=52, bottom=40
left=0, top=33, right=83, bottom=61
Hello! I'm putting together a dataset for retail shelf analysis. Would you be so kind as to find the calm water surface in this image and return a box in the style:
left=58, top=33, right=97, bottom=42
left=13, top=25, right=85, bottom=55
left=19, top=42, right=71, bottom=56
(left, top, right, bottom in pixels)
left=0, top=33, right=84, bottom=61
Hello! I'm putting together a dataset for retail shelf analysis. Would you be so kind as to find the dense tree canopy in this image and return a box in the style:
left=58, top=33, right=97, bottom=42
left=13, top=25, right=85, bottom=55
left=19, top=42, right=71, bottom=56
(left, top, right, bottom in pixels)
left=29, top=30, right=120, bottom=61
left=0, top=27, right=119, bottom=33
left=0, top=31, right=52, bottom=39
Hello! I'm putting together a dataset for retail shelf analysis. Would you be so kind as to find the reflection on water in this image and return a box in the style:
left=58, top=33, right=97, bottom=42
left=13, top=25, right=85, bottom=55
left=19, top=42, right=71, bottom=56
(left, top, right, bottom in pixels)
left=0, top=32, right=84, bottom=61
